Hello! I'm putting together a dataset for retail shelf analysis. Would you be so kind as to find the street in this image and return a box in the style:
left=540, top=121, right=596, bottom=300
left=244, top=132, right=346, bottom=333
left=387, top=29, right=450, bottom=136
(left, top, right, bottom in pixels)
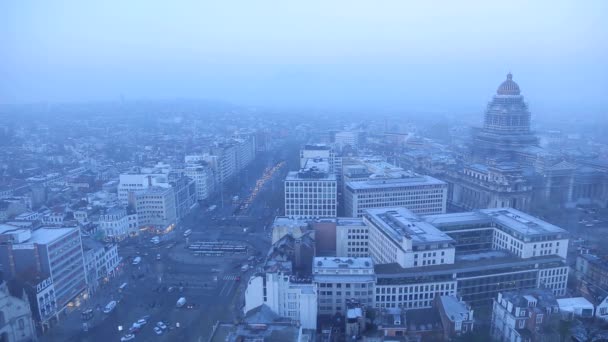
left=39, top=145, right=299, bottom=342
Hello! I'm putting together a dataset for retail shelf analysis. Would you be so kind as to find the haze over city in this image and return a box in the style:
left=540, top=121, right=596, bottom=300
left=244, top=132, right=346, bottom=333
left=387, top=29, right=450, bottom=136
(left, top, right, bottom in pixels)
left=2, top=0, right=607, bottom=115
left=0, top=2, right=607, bottom=342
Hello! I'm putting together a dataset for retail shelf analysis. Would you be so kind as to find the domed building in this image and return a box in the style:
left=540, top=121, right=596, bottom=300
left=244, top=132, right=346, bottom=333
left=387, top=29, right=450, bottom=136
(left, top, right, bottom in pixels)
left=472, top=73, right=539, bottom=162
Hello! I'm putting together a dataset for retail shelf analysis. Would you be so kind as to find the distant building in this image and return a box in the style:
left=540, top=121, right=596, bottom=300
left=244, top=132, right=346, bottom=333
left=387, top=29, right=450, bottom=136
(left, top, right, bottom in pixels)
left=444, top=162, right=533, bottom=212
left=117, top=173, right=169, bottom=205
left=334, top=131, right=365, bottom=151
left=168, top=173, right=197, bottom=221
left=183, top=163, right=215, bottom=201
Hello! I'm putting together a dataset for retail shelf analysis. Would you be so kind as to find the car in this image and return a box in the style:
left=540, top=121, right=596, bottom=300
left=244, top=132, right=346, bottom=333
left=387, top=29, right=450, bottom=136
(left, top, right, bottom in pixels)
left=156, top=254, right=161, bottom=261
left=128, top=326, right=139, bottom=334
left=153, top=327, right=163, bottom=335
left=136, top=318, right=147, bottom=326
left=156, top=321, right=168, bottom=330
left=121, top=334, right=136, bottom=341
left=168, top=286, right=175, bottom=293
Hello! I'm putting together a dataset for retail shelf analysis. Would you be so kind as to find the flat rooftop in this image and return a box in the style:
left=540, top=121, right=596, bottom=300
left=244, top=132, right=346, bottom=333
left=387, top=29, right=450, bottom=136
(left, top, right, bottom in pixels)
left=285, top=171, right=336, bottom=181
left=346, top=174, right=445, bottom=190
left=314, top=257, right=374, bottom=270
left=423, top=208, right=567, bottom=238
left=336, top=218, right=365, bottom=226
left=481, top=208, right=567, bottom=238
left=29, top=227, right=77, bottom=245
left=365, top=207, right=454, bottom=246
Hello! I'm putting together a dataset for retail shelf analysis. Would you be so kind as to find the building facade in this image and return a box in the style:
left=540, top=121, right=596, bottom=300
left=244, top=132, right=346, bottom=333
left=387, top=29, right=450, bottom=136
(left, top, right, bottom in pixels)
left=97, top=206, right=138, bottom=241
left=134, top=186, right=176, bottom=230
left=313, top=257, right=376, bottom=315
left=342, top=161, right=448, bottom=218
left=490, top=290, right=560, bottom=342
left=0, top=282, right=36, bottom=342
left=0, top=227, right=88, bottom=321
left=284, top=159, right=337, bottom=219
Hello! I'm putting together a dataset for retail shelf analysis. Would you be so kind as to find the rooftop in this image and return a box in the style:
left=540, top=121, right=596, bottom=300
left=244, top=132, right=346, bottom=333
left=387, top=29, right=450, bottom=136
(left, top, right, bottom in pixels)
left=314, top=257, right=374, bottom=270
left=285, top=170, right=336, bottom=181
left=365, top=207, right=454, bottom=246
left=556, top=297, right=594, bottom=312
left=346, top=174, right=445, bottom=190
left=423, top=208, right=567, bottom=238
left=438, top=296, right=472, bottom=322
left=481, top=208, right=567, bottom=238
left=28, top=227, right=78, bottom=245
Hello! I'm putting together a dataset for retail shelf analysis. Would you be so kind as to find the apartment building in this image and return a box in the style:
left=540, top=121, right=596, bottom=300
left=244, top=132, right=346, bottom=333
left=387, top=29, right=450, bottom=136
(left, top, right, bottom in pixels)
left=97, top=206, right=138, bottom=240
left=491, top=289, right=560, bottom=342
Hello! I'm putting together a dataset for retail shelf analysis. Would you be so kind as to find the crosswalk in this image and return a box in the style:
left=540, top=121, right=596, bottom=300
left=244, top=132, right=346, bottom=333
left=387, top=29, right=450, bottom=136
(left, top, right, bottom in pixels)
left=223, top=275, right=239, bottom=281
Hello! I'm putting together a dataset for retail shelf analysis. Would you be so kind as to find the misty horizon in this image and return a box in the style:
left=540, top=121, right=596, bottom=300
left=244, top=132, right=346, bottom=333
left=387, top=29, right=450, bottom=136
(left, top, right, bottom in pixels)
left=1, top=0, right=607, bottom=115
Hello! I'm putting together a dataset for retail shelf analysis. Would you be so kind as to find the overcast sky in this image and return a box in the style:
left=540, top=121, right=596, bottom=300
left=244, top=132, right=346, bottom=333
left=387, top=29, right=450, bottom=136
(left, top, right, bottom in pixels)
left=1, top=0, right=607, bottom=114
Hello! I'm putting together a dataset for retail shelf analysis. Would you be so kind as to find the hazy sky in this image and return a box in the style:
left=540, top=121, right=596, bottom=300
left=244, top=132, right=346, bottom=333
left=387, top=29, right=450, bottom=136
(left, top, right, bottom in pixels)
left=1, top=0, right=607, bottom=114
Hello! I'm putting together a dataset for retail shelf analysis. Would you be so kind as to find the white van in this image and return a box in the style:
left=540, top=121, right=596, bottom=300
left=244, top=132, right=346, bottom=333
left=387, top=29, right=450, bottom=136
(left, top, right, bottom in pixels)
left=176, top=297, right=186, bottom=308
left=103, top=300, right=117, bottom=314
left=132, top=257, right=141, bottom=265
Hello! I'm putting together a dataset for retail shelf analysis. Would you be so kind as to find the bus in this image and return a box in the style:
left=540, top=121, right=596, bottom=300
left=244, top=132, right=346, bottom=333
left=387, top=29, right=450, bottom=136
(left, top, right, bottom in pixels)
left=183, top=229, right=192, bottom=237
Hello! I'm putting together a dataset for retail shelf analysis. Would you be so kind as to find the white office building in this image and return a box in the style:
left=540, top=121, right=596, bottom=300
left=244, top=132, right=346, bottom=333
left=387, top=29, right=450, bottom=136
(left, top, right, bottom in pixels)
left=117, top=173, right=169, bottom=205
left=368, top=207, right=569, bottom=310
left=365, top=207, right=456, bottom=268
left=313, top=257, right=376, bottom=315
left=284, top=159, right=337, bottom=219
left=342, top=159, right=448, bottom=217
left=135, top=186, right=176, bottom=230
left=334, top=131, right=364, bottom=151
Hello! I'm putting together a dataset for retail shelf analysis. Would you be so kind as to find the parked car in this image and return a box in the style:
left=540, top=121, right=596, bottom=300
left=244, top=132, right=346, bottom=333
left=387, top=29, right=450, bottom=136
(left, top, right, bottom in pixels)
left=121, top=334, right=136, bottom=341
left=136, top=318, right=147, bottom=326
left=154, top=327, right=163, bottom=335
left=156, top=321, right=168, bottom=330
